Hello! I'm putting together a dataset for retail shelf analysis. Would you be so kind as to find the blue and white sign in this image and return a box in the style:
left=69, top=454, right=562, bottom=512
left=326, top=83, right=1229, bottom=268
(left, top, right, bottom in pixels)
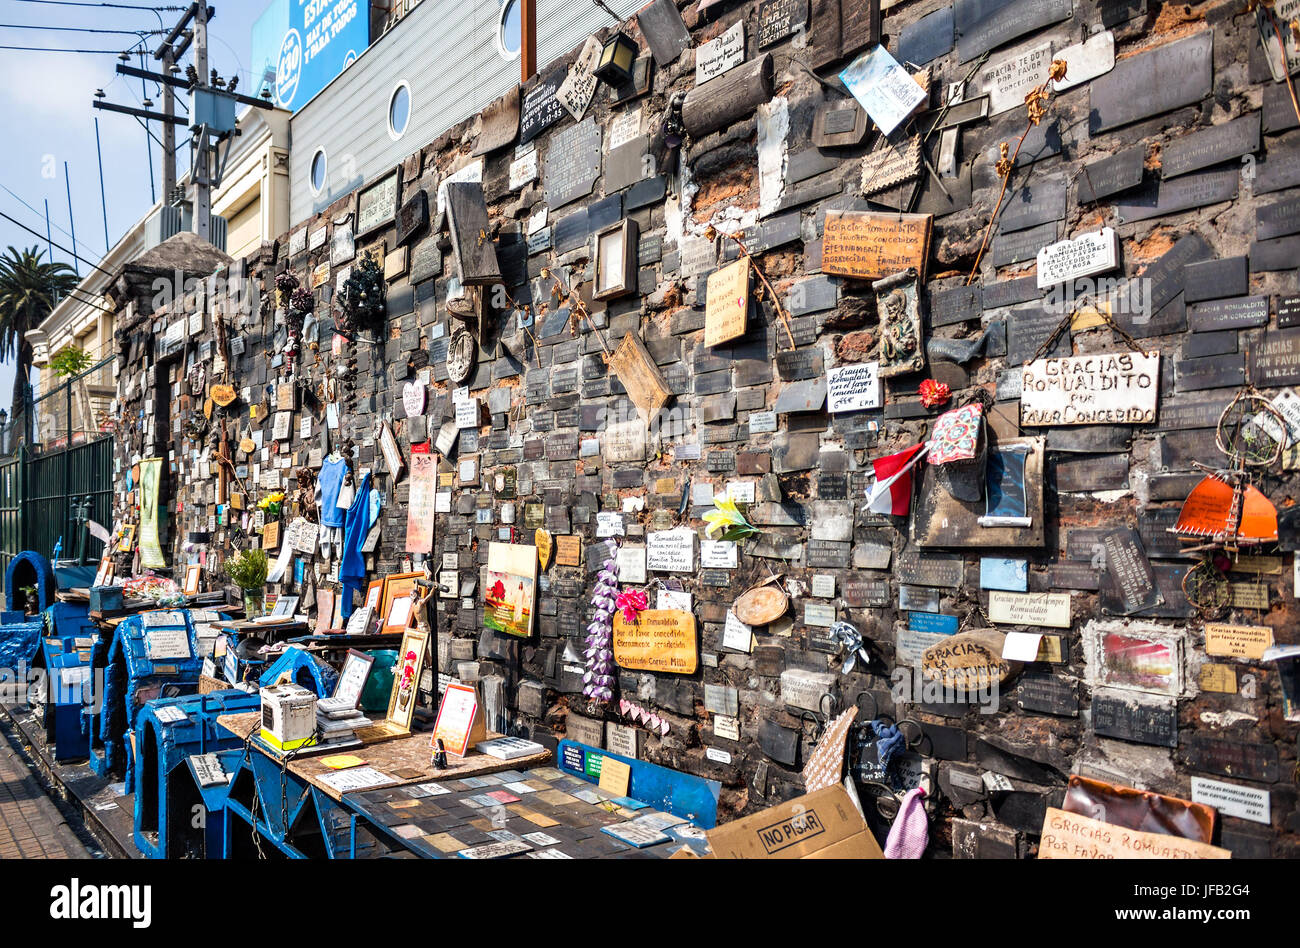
left=252, top=0, right=367, bottom=112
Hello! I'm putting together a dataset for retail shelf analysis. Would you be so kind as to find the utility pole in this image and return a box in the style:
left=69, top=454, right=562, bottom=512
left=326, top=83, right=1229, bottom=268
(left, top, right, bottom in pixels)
left=191, top=1, right=210, bottom=242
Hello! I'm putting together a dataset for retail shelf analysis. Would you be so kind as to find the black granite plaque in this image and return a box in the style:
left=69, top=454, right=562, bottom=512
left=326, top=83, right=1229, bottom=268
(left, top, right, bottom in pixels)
left=1183, top=256, right=1248, bottom=303
left=1016, top=672, right=1079, bottom=716
left=1114, top=168, right=1238, bottom=225
left=1257, top=193, right=1300, bottom=241
left=1075, top=146, right=1146, bottom=204
left=997, top=175, right=1067, bottom=233
left=898, top=5, right=954, bottom=65
left=1279, top=295, right=1300, bottom=329
left=896, top=549, right=965, bottom=587
left=1162, top=113, right=1260, bottom=179
left=520, top=69, right=565, bottom=145
left=776, top=349, right=823, bottom=381
left=956, top=0, right=1072, bottom=63
left=929, top=284, right=982, bottom=327
left=1092, top=693, right=1177, bottom=747
left=1187, top=295, right=1269, bottom=332
left=1089, top=31, right=1213, bottom=133
left=1250, top=328, right=1300, bottom=387
left=1099, top=526, right=1161, bottom=615
left=1185, top=736, right=1280, bottom=782
left=981, top=275, right=1040, bottom=311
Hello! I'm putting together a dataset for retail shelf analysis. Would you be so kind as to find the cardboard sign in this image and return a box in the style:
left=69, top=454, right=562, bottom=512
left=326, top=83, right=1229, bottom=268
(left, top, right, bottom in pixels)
left=704, top=258, right=750, bottom=347
left=821, top=211, right=932, bottom=281
left=432, top=681, right=487, bottom=757
left=598, top=756, right=632, bottom=796
left=612, top=609, right=698, bottom=674
left=706, top=785, right=884, bottom=859
left=1020, top=352, right=1160, bottom=426
left=1038, top=807, right=1230, bottom=859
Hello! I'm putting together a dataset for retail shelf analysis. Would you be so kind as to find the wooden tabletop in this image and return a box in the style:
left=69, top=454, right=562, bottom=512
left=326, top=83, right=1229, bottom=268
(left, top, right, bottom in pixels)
left=217, top=712, right=551, bottom=802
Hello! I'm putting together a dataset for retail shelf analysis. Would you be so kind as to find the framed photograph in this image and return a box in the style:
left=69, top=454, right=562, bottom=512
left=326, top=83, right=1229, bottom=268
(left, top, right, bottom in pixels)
left=118, top=524, right=136, bottom=554
left=365, top=579, right=384, bottom=610
left=383, top=593, right=415, bottom=634
left=1085, top=620, right=1185, bottom=698
left=182, top=564, right=202, bottom=596
left=483, top=541, right=538, bottom=638
left=272, top=594, right=300, bottom=617
left=595, top=220, right=638, bottom=300
left=380, top=571, right=423, bottom=629
left=385, top=626, right=429, bottom=733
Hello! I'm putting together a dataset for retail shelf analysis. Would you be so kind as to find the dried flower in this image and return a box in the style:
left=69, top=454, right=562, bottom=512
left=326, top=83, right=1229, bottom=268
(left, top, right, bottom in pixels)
left=995, top=142, right=1013, bottom=179
left=1048, top=59, right=1068, bottom=83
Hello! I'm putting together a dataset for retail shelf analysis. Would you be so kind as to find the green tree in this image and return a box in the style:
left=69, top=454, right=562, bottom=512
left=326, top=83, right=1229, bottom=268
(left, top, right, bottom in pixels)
left=0, top=246, right=79, bottom=422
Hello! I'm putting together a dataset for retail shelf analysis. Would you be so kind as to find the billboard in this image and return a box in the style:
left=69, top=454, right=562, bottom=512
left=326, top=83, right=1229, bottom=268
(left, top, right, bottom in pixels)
left=251, top=0, right=368, bottom=111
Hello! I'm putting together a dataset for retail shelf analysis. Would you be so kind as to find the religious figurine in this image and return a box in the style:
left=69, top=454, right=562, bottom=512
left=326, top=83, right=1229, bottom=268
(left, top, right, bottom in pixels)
left=872, top=268, right=926, bottom=378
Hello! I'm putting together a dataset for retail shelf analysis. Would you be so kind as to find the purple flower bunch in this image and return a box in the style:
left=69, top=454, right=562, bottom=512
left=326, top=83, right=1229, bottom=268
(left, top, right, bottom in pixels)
left=583, top=539, right=620, bottom=702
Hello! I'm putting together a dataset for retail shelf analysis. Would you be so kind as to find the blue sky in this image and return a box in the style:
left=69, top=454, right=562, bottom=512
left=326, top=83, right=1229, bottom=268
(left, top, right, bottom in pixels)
left=0, top=0, right=271, bottom=409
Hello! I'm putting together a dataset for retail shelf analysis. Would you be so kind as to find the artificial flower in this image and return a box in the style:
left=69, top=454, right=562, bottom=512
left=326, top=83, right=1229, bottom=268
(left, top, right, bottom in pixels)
left=702, top=494, right=758, bottom=542
left=918, top=378, right=951, bottom=408
left=615, top=588, right=648, bottom=623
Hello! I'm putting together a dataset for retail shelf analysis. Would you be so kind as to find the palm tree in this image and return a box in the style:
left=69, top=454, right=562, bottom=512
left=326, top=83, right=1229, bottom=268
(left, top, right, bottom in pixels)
left=0, top=246, right=80, bottom=433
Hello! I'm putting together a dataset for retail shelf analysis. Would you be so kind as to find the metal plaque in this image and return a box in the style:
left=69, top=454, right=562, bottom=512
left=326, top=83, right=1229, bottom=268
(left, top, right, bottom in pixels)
left=1183, top=256, right=1249, bottom=303
left=1089, top=31, right=1212, bottom=133
left=1161, top=112, right=1260, bottom=179
left=1187, top=295, right=1269, bottom=332
left=1092, top=691, right=1177, bottom=747
left=1074, top=146, right=1145, bottom=203
left=956, top=0, right=1073, bottom=63
left=1114, top=168, right=1238, bottom=225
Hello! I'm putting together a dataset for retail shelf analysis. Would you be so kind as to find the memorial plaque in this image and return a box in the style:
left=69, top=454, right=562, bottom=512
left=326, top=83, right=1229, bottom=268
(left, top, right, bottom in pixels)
left=976, top=42, right=1053, bottom=116
left=1074, top=146, right=1145, bottom=204
left=1098, top=527, right=1162, bottom=615
left=812, top=101, right=870, bottom=148
left=956, top=0, right=1072, bottom=63
left=1183, top=256, right=1249, bottom=303
left=1020, top=351, right=1159, bottom=425
left=1250, top=329, right=1300, bottom=387
left=445, top=183, right=501, bottom=286
left=1054, top=453, right=1129, bottom=491
left=821, top=210, right=932, bottom=281
left=897, top=5, right=954, bottom=66
left=1187, top=295, right=1269, bottom=332
left=757, top=0, right=808, bottom=47
left=992, top=221, right=1056, bottom=268
left=981, top=275, right=1039, bottom=311
left=637, top=0, right=692, bottom=66
left=1091, top=691, right=1177, bottom=747
left=896, top=550, right=965, bottom=587
left=696, top=20, right=746, bottom=84
left=860, top=137, right=922, bottom=196
left=1089, top=31, right=1212, bottom=133
left=988, top=590, right=1071, bottom=627
left=519, top=69, right=565, bottom=145
left=1251, top=235, right=1300, bottom=272
left=1044, top=426, right=1131, bottom=453
left=844, top=576, right=891, bottom=606
left=1142, top=232, right=1213, bottom=312
left=1016, top=671, right=1079, bottom=716
left=1256, top=193, right=1300, bottom=241
left=806, top=539, right=851, bottom=568
left=1162, top=113, right=1260, bottom=180
left=1114, top=168, right=1238, bottom=225
left=1185, top=736, right=1280, bottom=782
left=357, top=168, right=400, bottom=235
left=1035, top=228, right=1119, bottom=289
left=1007, top=306, right=1069, bottom=367
left=997, top=174, right=1067, bottom=233
left=1047, top=561, right=1100, bottom=590
left=929, top=284, right=981, bottom=327
left=544, top=118, right=601, bottom=209
left=1051, top=29, right=1115, bottom=91
left=1280, top=294, right=1300, bottom=329
left=1256, top=139, right=1300, bottom=195
left=473, top=85, right=521, bottom=156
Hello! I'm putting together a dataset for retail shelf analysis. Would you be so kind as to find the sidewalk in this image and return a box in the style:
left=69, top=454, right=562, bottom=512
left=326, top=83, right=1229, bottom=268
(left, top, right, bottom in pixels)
left=0, top=731, right=89, bottom=858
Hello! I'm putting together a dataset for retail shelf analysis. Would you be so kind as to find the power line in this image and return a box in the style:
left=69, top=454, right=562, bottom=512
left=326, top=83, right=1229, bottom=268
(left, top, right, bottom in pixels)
left=0, top=208, right=116, bottom=279
left=0, top=43, right=129, bottom=52
left=0, top=22, right=165, bottom=33
left=0, top=183, right=101, bottom=263
left=6, top=0, right=187, bottom=10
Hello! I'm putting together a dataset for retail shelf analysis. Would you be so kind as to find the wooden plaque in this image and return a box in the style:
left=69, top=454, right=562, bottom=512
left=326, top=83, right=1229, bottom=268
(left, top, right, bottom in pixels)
left=821, top=210, right=932, bottom=281
left=607, top=332, right=671, bottom=423
left=612, top=609, right=699, bottom=674
left=704, top=258, right=750, bottom=347
left=733, top=585, right=789, bottom=625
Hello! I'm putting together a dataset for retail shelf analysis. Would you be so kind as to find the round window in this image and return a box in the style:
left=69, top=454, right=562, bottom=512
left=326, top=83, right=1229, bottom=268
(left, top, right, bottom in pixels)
left=388, top=82, right=411, bottom=140
left=309, top=149, right=327, bottom=194
left=496, top=0, right=521, bottom=60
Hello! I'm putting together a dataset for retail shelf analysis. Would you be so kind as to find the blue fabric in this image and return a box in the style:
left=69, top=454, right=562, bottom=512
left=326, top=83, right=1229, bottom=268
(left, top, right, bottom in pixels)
left=339, top=472, right=373, bottom=618
left=317, top=456, right=349, bottom=528
left=871, top=719, right=906, bottom=775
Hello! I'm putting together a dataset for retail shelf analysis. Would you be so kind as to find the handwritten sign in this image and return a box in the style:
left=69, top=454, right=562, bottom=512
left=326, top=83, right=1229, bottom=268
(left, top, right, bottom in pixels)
left=704, top=258, right=749, bottom=347
left=1039, top=807, right=1230, bottom=859
left=647, top=528, right=695, bottom=572
left=1020, top=352, right=1159, bottom=426
left=821, top=211, right=932, bottom=281
left=827, top=362, right=881, bottom=413
left=696, top=20, right=746, bottom=84
left=612, top=609, right=698, bottom=673
left=921, top=630, right=1016, bottom=687
left=557, top=36, right=601, bottom=120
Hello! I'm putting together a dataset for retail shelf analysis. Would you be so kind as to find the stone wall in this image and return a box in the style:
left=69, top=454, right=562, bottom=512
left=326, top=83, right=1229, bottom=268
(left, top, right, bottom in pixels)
left=111, top=0, right=1300, bottom=857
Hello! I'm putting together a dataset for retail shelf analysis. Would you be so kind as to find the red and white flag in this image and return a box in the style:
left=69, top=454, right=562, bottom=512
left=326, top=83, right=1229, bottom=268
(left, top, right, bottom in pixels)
left=865, top=443, right=928, bottom=516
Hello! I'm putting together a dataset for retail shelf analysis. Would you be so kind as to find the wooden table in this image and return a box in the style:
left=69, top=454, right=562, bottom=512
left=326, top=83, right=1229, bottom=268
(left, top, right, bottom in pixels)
left=217, top=712, right=551, bottom=802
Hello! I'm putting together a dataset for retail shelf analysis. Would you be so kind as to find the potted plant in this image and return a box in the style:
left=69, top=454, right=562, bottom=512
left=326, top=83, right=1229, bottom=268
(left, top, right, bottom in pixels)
left=224, top=548, right=269, bottom=617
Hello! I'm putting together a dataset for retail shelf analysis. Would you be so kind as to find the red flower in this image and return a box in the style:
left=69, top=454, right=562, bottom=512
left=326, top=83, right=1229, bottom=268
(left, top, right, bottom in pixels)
left=919, top=379, right=951, bottom=408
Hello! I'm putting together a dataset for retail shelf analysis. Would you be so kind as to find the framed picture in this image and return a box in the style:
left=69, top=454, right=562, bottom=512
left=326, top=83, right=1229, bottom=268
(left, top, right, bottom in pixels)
left=93, top=556, right=115, bottom=589
left=345, top=604, right=374, bottom=636
left=381, top=571, right=423, bottom=630
left=1085, top=620, right=1185, bottom=697
left=386, top=626, right=429, bottom=733
left=118, top=524, right=136, bottom=553
left=595, top=219, right=638, bottom=300
left=383, top=593, right=415, bottom=633
left=182, top=564, right=202, bottom=596
left=483, top=541, right=538, bottom=638
left=272, top=594, right=300, bottom=617
left=365, top=579, right=384, bottom=611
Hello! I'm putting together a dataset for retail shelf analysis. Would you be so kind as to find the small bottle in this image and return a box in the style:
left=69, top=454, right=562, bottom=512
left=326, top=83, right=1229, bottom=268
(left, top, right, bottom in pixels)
left=433, top=738, right=447, bottom=770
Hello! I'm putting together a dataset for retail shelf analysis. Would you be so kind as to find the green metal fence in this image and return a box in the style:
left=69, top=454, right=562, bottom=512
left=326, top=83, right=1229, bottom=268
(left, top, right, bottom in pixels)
left=0, top=435, right=114, bottom=594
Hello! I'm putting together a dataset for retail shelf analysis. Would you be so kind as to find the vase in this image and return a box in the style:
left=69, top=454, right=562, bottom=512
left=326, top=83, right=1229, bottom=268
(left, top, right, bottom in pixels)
left=243, top=589, right=265, bottom=618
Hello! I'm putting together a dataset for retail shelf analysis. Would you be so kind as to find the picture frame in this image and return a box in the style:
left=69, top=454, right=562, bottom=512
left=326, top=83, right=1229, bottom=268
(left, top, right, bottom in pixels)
left=594, top=219, right=638, bottom=300
left=383, top=593, right=415, bottom=634
left=385, top=626, right=429, bottom=733
left=272, top=594, right=300, bottom=617
left=432, top=680, right=487, bottom=757
left=118, top=524, right=136, bottom=554
left=1085, top=621, right=1186, bottom=698
left=93, top=556, right=115, bottom=589
left=380, top=571, right=423, bottom=631
left=345, top=604, right=374, bottom=636
left=182, top=564, right=202, bottom=596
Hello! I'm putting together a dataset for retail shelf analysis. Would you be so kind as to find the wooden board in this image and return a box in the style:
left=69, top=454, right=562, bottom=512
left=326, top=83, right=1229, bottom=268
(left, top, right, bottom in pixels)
left=444, top=182, right=502, bottom=285
left=607, top=332, right=672, bottom=423
left=821, top=210, right=932, bottom=282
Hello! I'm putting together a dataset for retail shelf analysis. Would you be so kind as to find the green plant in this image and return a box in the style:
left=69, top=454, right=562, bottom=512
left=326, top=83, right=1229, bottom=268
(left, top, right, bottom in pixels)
left=49, top=346, right=93, bottom=379
left=0, top=246, right=78, bottom=413
left=223, top=548, right=269, bottom=590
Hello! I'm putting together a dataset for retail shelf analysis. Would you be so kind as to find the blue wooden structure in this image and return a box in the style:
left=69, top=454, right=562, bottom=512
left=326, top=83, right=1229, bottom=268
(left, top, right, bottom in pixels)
left=133, top=688, right=261, bottom=859
left=0, top=551, right=53, bottom=671
left=556, top=740, right=721, bottom=828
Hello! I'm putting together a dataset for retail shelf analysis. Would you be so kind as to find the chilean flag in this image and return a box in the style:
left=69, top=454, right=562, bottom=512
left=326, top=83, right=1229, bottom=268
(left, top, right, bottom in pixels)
left=865, top=443, right=928, bottom=516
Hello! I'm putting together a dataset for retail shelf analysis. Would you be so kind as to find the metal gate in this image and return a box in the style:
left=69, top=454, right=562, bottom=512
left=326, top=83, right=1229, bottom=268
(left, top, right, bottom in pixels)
left=0, top=435, right=114, bottom=593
